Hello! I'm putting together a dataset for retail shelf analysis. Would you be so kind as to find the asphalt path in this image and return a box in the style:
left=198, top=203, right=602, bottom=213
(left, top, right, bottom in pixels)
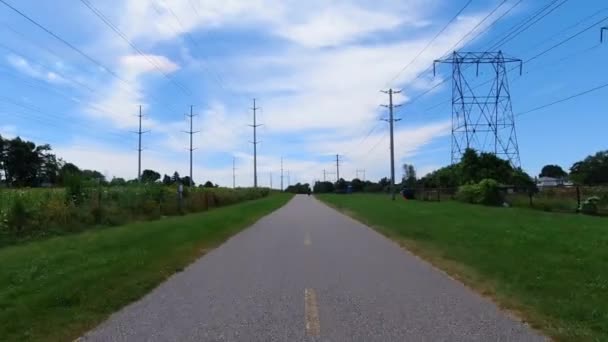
left=80, top=195, right=546, bottom=341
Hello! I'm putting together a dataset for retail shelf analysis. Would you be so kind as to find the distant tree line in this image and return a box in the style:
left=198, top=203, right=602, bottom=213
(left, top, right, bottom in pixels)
left=0, top=135, right=217, bottom=188
left=285, top=183, right=311, bottom=194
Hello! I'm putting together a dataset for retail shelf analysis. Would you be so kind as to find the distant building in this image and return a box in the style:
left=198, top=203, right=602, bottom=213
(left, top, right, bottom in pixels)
left=536, top=177, right=572, bottom=189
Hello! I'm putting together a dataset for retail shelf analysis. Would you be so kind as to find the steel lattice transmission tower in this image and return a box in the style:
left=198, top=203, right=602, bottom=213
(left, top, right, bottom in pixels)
left=434, top=51, right=523, bottom=167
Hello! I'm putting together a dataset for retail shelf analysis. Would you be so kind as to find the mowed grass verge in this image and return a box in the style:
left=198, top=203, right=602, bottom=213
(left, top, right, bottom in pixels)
left=317, top=194, right=607, bottom=342
left=0, top=193, right=293, bottom=342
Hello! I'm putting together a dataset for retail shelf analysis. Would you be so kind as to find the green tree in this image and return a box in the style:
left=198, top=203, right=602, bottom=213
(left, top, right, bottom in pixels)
left=285, top=183, right=311, bottom=194
left=3, top=138, right=53, bottom=187
left=181, top=176, right=194, bottom=187
left=570, top=150, right=608, bottom=185
left=162, top=174, right=172, bottom=185
left=350, top=178, right=364, bottom=192
left=402, top=164, right=417, bottom=188
left=510, top=168, right=535, bottom=190
left=81, top=169, right=106, bottom=184
left=172, top=171, right=181, bottom=184
left=203, top=181, right=214, bottom=188
left=110, top=177, right=126, bottom=186
left=141, top=169, right=161, bottom=183
left=335, top=178, right=348, bottom=192
left=460, top=148, right=480, bottom=184
left=313, top=181, right=334, bottom=193
left=539, top=164, right=568, bottom=178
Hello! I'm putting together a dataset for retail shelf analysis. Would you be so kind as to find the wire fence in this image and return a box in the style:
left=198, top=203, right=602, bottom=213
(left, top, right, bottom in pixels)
left=409, top=185, right=608, bottom=216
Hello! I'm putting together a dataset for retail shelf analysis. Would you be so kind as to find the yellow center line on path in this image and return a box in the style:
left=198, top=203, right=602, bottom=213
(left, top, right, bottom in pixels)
left=304, top=288, right=320, bottom=336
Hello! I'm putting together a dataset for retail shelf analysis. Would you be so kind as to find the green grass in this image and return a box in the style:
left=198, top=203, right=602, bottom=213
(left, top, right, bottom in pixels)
left=0, top=193, right=292, bottom=342
left=317, top=194, right=608, bottom=342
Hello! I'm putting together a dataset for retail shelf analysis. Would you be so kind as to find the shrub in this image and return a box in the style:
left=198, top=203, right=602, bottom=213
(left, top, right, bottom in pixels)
left=7, top=196, right=30, bottom=233
left=64, top=173, right=84, bottom=205
left=456, top=179, right=503, bottom=206
left=455, top=184, right=480, bottom=204
left=0, top=186, right=272, bottom=246
left=478, top=179, right=503, bottom=205
left=580, top=196, right=600, bottom=215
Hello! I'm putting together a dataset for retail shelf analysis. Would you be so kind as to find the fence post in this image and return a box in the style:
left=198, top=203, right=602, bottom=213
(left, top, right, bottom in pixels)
left=576, top=186, right=581, bottom=212
left=177, top=183, right=184, bottom=214
left=528, top=187, right=533, bottom=207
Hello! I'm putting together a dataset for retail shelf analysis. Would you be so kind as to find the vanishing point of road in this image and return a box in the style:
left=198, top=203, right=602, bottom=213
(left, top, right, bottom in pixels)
left=80, top=195, right=546, bottom=341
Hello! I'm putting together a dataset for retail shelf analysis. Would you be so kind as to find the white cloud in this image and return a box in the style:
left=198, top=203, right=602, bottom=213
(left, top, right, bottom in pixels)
left=231, top=11, right=489, bottom=135
left=82, top=53, right=179, bottom=129
left=0, top=125, right=17, bottom=139
left=120, top=54, right=180, bottom=76
left=11, top=0, right=510, bottom=186
left=276, top=4, right=416, bottom=48
left=7, top=54, right=68, bottom=84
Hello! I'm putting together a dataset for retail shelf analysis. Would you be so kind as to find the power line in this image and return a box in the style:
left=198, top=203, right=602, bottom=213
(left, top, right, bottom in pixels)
left=439, top=0, right=509, bottom=59
left=393, top=0, right=519, bottom=115
left=79, top=0, right=193, bottom=97
left=525, top=15, right=608, bottom=65
left=403, top=4, right=601, bottom=117
left=488, top=0, right=570, bottom=50
left=2, top=23, right=179, bottom=115
left=156, top=0, right=228, bottom=91
left=461, top=0, right=525, bottom=49
left=0, top=0, right=132, bottom=90
left=485, top=0, right=560, bottom=50
left=404, top=0, right=512, bottom=88
left=0, top=95, right=131, bottom=141
left=384, top=0, right=473, bottom=87
left=0, top=42, right=95, bottom=92
left=517, top=81, right=608, bottom=117
left=531, top=5, right=608, bottom=48
left=0, top=1, right=178, bottom=114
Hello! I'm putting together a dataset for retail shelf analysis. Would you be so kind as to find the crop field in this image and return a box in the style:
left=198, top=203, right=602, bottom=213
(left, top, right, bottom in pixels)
left=0, top=185, right=272, bottom=246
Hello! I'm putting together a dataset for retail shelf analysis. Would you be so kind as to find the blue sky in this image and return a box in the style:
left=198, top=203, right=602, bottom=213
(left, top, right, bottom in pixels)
left=0, top=0, right=606, bottom=186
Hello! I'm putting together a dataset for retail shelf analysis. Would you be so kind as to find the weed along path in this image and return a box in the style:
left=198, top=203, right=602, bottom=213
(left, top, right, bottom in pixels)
left=80, top=195, right=544, bottom=341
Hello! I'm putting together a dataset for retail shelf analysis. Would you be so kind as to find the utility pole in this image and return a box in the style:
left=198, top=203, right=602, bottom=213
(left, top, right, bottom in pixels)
left=287, top=170, right=290, bottom=187
left=280, top=157, right=284, bottom=191
left=356, top=169, right=366, bottom=181
left=322, top=169, right=335, bottom=182
left=381, top=89, right=402, bottom=200
left=602, top=27, right=608, bottom=43
left=183, top=105, right=199, bottom=187
left=232, top=157, right=236, bottom=189
left=269, top=172, right=272, bottom=189
left=249, top=98, right=262, bottom=188
left=335, top=154, right=341, bottom=181
left=133, top=105, right=149, bottom=182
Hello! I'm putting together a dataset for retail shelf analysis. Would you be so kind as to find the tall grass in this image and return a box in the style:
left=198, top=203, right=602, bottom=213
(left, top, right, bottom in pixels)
left=0, top=185, right=271, bottom=246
